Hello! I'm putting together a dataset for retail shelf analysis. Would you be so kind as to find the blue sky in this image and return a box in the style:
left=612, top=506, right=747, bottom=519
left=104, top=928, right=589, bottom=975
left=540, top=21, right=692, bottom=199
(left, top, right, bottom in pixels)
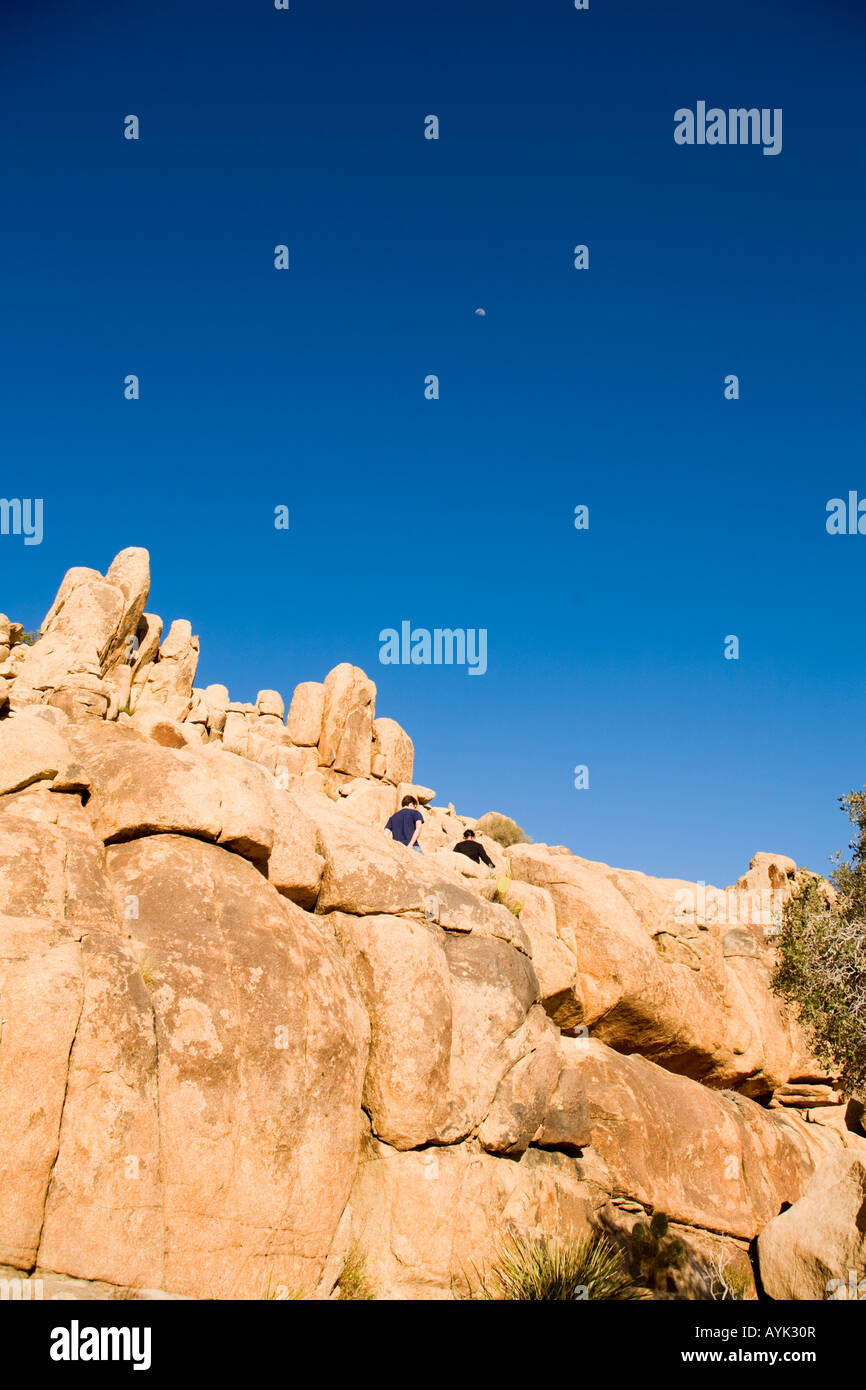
left=1, top=0, right=864, bottom=885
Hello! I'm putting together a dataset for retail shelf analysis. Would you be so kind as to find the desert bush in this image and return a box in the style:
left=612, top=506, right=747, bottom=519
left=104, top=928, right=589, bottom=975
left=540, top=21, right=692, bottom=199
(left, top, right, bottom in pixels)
left=700, top=1249, right=751, bottom=1301
left=468, top=1231, right=642, bottom=1301
left=336, top=1245, right=376, bottom=1300
left=773, top=791, right=866, bottom=1094
left=474, top=812, right=530, bottom=848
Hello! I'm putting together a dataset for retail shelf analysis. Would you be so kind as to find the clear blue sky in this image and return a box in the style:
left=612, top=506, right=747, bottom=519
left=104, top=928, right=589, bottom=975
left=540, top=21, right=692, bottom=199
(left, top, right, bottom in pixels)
left=2, top=0, right=864, bottom=886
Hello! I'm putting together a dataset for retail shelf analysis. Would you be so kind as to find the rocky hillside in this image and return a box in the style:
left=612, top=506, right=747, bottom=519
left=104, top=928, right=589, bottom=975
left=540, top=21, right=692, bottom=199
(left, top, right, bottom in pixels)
left=0, top=548, right=863, bottom=1301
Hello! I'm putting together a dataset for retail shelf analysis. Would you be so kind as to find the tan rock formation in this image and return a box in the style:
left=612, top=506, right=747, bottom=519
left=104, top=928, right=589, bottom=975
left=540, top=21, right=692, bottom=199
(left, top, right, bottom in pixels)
left=757, top=1153, right=866, bottom=1300
left=0, top=802, right=366, bottom=1297
left=560, top=1040, right=834, bottom=1239
left=345, top=1141, right=593, bottom=1300
left=0, top=710, right=76, bottom=795
left=507, top=844, right=795, bottom=1092
left=255, top=688, right=285, bottom=721
left=337, top=778, right=399, bottom=829
left=398, top=781, right=436, bottom=805
left=1, top=546, right=863, bottom=1302
left=286, top=680, right=325, bottom=747
left=372, top=717, right=414, bottom=785
left=132, top=619, right=199, bottom=722
left=101, top=547, right=151, bottom=671
left=319, top=664, right=375, bottom=776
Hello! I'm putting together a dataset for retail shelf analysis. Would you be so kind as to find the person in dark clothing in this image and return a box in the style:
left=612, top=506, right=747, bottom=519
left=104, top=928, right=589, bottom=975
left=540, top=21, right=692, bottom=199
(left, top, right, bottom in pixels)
left=453, top=828, right=495, bottom=868
left=385, top=795, right=424, bottom=852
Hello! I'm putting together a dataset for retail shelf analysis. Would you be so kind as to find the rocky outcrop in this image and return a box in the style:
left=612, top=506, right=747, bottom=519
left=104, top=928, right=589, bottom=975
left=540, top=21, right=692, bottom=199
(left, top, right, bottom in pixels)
left=0, top=798, right=367, bottom=1298
left=341, top=1033, right=850, bottom=1300
left=372, top=717, right=414, bottom=785
left=757, top=1154, right=866, bottom=1300
left=131, top=619, right=199, bottom=722
left=286, top=681, right=325, bottom=747
left=555, top=1040, right=843, bottom=1239
left=0, top=546, right=863, bottom=1301
left=506, top=845, right=797, bottom=1094
left=319, top=664, right=376, bottom=777
left=7, top=549, right=151, bottom=719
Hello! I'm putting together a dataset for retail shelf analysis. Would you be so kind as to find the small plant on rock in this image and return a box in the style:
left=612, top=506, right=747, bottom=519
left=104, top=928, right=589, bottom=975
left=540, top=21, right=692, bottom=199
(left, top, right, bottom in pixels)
left=138, top=955, right=159, bottom=994
left=492, top=876, right=524, bottom=916
left=336, top=1245, right=376, bottom=1300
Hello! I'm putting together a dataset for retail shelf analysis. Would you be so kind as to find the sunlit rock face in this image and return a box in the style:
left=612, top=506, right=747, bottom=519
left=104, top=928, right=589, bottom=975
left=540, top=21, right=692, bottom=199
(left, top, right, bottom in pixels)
left=0, top=549, right=862, bottom=1300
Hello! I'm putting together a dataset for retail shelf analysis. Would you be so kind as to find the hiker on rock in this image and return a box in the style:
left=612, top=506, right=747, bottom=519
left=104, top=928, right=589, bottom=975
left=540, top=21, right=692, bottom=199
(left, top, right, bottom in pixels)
left=384, top=795, right=424, bottom=853
left=453, top=828, right=495, bottom=868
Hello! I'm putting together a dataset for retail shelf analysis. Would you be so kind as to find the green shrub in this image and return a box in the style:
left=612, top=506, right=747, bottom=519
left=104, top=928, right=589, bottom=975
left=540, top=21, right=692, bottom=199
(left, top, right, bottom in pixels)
left=469, top=1231, right=642, bottom=1301
left=773, top=791, right=866, bottom=1095
left=474, top=812, right=530, bottom=848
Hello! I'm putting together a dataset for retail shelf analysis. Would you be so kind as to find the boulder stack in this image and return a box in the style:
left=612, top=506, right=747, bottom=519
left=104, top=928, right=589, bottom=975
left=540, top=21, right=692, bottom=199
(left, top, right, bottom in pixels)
left=0, top=547, right=862, bottom=1302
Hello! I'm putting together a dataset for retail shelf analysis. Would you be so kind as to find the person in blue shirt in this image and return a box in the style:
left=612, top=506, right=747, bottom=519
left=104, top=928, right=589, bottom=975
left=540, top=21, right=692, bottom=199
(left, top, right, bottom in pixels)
left=384, top=795, right=424, bottom=852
